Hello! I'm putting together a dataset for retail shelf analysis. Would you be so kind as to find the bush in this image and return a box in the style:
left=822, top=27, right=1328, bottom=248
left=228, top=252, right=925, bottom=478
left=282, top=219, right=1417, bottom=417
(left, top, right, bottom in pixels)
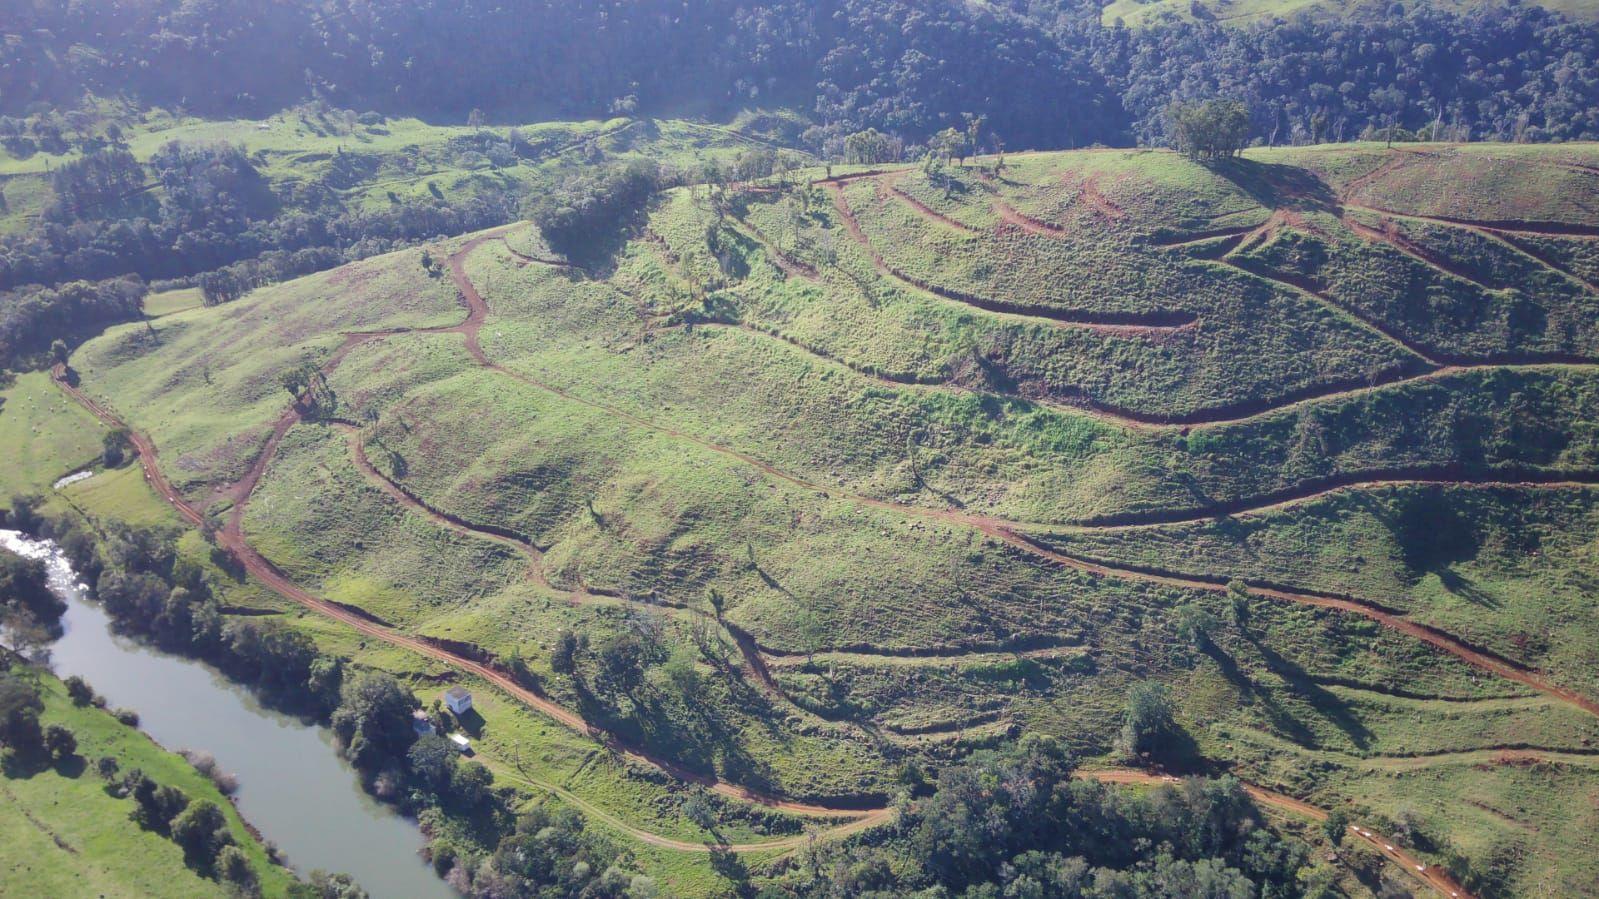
left=43, top=723, right=77, bottom=760
left=169, top=799, right=234, bottom=866
left=63, top=675, right=96, bottom=706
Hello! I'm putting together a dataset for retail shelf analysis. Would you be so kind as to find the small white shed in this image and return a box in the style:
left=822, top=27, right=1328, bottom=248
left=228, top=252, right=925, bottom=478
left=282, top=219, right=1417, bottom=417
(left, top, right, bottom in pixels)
left=448, top=733, right=472, bottom=754
left=443, top=686, right=473, bottom=715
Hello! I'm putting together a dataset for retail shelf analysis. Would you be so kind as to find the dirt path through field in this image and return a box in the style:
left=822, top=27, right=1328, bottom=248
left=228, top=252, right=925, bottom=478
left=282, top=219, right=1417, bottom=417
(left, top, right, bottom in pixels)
left=47, top=220, right=1599, bottom=868
left=52, top=231, right=887, bottom=821
left=823, top=180, right=1196, bottom=332
left=1081, top=770, right=1475, bottom=899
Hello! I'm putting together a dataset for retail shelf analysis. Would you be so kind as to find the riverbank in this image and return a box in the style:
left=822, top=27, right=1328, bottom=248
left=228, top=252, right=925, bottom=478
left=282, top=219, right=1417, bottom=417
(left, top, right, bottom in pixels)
left=1, top=528, right=453, bottom=899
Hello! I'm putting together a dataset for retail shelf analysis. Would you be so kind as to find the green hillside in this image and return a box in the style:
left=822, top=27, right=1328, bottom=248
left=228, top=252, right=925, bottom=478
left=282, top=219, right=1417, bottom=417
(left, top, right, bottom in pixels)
left=20, top=140, right=1599, bottom=896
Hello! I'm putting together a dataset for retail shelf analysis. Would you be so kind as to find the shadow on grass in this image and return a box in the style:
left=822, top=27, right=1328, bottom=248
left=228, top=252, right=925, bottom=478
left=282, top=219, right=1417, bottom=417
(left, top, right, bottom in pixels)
left=1209, top=158, right=1339, bottom=213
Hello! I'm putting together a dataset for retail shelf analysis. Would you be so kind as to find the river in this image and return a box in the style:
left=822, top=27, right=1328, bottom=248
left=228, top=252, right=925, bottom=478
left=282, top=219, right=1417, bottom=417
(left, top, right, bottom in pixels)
left=0, top=529, right=456, bottom=899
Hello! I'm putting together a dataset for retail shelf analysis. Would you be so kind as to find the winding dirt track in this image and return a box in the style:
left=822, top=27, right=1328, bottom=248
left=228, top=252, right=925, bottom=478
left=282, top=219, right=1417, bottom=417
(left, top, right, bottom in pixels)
left=53, top=230, right=884, bottom=821
left=881, top=172, right=981, bottom=234
left=48, top=211, right=1594, bottom=874
left=1081, top=770, right=1473, bottom=899
left=742, top=171, right=1599, bottom=433
left=823, top=180, right=1197, bottom=332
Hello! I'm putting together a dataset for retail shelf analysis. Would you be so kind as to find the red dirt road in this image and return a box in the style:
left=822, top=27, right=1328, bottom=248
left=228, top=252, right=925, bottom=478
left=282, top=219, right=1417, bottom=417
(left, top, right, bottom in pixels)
left=1082, top=770, right=1476, bottom=899
left=47, top=216, right=1596, bottom=869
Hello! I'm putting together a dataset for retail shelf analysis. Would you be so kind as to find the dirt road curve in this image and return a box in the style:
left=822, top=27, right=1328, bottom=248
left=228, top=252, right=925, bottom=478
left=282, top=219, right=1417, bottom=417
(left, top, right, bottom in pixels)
left=52, top=231, right=882, bottom=821
left=43, top=223, right=1582, bottom=874
left=1082, top=770, right=1475, bottom=899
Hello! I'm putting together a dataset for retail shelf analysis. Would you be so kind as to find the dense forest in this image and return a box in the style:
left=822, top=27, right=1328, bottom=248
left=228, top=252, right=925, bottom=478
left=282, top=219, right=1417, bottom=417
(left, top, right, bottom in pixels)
left=4, top=0, right=1599, bottom=149
left=5, top=0, right=1599, bottom=366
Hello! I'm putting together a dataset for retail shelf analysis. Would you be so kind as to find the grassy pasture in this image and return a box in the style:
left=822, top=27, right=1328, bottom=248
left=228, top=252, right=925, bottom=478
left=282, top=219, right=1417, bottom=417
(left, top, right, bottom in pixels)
left=0, top=671, right=292, bottom=898
left=29, top=140, right=1599, bottom=896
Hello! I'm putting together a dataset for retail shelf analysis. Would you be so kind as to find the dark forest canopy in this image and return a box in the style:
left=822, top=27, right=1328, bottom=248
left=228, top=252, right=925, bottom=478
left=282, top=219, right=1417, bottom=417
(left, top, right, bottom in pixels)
left=4, top=0, right=1599, bottom=149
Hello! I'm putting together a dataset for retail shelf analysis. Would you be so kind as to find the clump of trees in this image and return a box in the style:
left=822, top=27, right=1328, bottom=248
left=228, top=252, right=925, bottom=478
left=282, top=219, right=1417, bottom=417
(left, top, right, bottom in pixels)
left=522, top=159, right=660, bottom=258
left=1168, top=99, right=1252, bottom=161
left=0, top=546, right=65, bottom=656
left=0, top=277, right=148, bottom=370
left=761, top=735, right=1315, bottom=897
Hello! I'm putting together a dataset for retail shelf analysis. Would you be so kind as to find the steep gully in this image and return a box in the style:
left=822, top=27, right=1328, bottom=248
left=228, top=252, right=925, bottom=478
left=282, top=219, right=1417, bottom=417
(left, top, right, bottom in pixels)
left=44, top=222, right=1558, bottom=886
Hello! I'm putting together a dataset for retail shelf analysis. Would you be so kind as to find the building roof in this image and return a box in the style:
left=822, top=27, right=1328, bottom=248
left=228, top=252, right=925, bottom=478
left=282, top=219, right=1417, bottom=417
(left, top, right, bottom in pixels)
left=444, top=686, right=471, bottom=701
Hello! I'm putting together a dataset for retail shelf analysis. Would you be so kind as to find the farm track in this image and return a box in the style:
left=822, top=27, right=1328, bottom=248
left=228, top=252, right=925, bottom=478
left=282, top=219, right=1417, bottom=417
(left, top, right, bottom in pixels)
left=450, top=236, right=1599, bottom=720
left=880, top=172, right=981, bottom=234
left=823, top=180, right=1197, bottom=331
left=47, top=210, right=1592, bottom=878
left=1081, top=770, right=1474, bottom=899
left=799, top=173, right=1599, bottom=430
left=437, top=228, right=1599, bottom=720
left=1344, top=202, right=1599, bottom=298
left=53, top=229, right=889, bottom=824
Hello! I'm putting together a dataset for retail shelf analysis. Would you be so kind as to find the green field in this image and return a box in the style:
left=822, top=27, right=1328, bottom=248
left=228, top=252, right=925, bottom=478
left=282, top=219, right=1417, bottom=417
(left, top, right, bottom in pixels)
left=11, top=139, right=1599, bottom=896
left=0, top=670, right=292, bottom=898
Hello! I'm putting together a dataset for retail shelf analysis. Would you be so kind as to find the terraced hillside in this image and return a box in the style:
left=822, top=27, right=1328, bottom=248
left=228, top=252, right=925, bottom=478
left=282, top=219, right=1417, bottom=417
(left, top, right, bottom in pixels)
left=55, top=142, right=1599, bottom=896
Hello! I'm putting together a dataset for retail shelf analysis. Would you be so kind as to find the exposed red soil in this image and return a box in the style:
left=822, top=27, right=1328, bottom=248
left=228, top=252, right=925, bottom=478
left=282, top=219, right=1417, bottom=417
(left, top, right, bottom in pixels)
left=731, top=218, right=820, bottom=281
left=54, top=230, right=886, bottom=819
left=1347, top=203, right=1599, bottom=238
left=1060, top=468, right=1599, bottom=529
left=881, top=171, right=980, bottom=234
left=1081, top=769, right=1474, bottom=899
left=998, top=530, right=1599, bottom=721
left=1076, top=173, right=1126, bottom=220
left=499, top=237, right=577, bottom=270
left=1343, top=215, right=1498, bottom=291
left=50, top=212, right=1599, bottom=855
left=993, top=198, right=1070, bottom=237
left=824, top=180, right=1197, bottom=331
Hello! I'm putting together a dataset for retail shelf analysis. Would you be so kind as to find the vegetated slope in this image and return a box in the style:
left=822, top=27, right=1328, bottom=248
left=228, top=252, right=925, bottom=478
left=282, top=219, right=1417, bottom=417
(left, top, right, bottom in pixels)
left=60, top=142, right=1599, bottom=897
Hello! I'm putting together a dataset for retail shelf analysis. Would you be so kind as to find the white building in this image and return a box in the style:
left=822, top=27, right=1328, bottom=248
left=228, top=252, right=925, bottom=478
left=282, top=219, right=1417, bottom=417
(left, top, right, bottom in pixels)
left=443, top=686, right=473, bottom=715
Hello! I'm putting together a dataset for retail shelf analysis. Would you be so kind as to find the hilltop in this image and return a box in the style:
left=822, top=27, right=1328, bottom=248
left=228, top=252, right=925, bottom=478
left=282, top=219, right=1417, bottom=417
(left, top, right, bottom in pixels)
left=16, top=141, right=1595, bottom=896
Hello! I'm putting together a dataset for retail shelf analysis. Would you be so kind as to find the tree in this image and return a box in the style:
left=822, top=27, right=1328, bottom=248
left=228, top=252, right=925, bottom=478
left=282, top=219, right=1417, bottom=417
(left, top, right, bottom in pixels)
left=550, top=630, right=583, bottom=676
left=1174, top=603, right=1220, bottom=651
left=1168, top=99, right=1253, bottom=161
left=596, top=633, right=645, bottom=696
left=843, top=128, right=898, bottom=165
left=449, top=760, right=494, bottom=811
left=170, top=799, right=234, bottom=865
left=407, top=733, right=455, bottom=790
left=660, top=645, right=703, bottom=701
left=102, top=427, right=131, bottom=467
left=929, top=127, right=966, bottom=165
left=198, top=269, right=245, bottom=306
left=0, top=673, right=44, bottom=756
left=1118, top=681, right=1177, bottom=762
left=1323, top=808, right=1350, bottom=847
left=216, top=844, right=257, bottom=892
left=330, top=671, right=417, bottom=770
left=963, top=113, right=987, bottom=160
left=43, top=723, right=77, bottom=760
left=64, top=675, right=95, bottom=706
left=683, top=793, right=718, bottom=832
left=50, top=339, right=69, bottom=366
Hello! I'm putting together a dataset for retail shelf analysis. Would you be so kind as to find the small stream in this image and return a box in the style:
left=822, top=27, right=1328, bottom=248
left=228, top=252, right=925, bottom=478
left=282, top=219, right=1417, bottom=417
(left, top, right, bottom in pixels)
left=0, top=529, right=456, bottom=899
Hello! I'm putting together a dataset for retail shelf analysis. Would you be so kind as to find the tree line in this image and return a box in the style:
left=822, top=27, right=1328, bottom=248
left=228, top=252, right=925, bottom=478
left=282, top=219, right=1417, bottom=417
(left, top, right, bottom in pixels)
left=6, top=1, right=1599, bottom=151
left=12, top=508, right=656, bottom=896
